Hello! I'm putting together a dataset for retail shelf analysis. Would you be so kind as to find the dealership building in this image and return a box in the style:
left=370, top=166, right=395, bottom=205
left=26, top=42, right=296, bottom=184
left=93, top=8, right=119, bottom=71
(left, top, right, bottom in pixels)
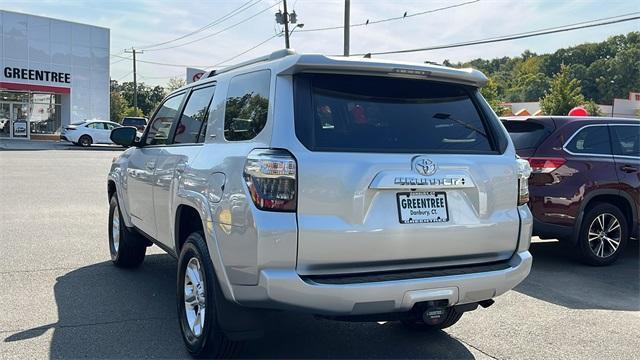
left=0, top=10, right=109, bottom=140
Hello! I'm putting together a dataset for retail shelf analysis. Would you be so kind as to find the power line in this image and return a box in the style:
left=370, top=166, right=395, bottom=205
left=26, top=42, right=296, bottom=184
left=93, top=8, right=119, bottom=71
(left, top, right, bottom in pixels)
left=111, top=53, right=210, bottom=68
left=299, top=0, right=480, bottom=33
left=142, top=1, right=282, bottom=52
left=413, top=12, right=640, bottom=53
left=351, top=13, right=640, bottom=56
left=209, top=32, right=282, bottom=69
left=110, top=57, right=129, bottom=65
left=138, top=0, right=261, bottom=50
left=139, top=73, right=183, bottom=80
left=114, top=70, right=133, bottom=81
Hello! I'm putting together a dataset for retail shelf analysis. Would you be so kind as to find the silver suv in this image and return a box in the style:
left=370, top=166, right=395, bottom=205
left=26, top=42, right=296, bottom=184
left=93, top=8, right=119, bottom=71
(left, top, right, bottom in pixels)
left=107, top=50, right=533, bottom=358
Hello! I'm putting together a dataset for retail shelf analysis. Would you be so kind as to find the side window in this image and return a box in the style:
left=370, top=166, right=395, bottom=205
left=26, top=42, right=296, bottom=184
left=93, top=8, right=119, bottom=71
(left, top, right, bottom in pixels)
left=565, top=126, right=611, bottom=155
left=224, top=70, right=271, bottom=141
left=146, top=93, right=186, bottom=146
left=611, top=125, right=640, bottom=157
left=105, top=123, right=119, bottom=130
left=174, top=86, right=215, bottom=144
left=88, top=122, right=105, bottom=130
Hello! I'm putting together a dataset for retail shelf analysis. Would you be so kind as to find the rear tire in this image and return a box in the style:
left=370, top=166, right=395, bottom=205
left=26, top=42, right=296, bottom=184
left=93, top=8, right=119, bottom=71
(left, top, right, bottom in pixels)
left=79, top=135, right=92, bottom=147
left=577, top=203, right=628, bottom=266
left=108, top=195, right=146, bottom=268
left=401, top=307, right=463, bottom=331
left=177, top=232, right=238, bottom=358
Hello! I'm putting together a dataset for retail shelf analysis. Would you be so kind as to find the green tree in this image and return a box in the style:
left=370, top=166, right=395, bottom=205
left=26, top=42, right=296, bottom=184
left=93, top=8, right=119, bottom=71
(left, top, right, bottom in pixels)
left=444, top=32, right=640, bottom=105
left=110, top=91, right=128, bottom=123
left=124, top=107, right=145, bottom=117
left=113, top=81, right=166, bottom=117
left=583, top=100, right=602, bottom=116
left=540, top=65, right=585, bottom=115
left=166, top=76, right=186, bottom=92
left=480, top=77, right=508, bottom=115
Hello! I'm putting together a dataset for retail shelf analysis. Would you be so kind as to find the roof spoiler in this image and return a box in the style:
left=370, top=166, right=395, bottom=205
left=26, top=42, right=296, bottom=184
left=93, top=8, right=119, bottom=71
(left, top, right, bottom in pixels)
left=205, top=49, right=296, bottom=78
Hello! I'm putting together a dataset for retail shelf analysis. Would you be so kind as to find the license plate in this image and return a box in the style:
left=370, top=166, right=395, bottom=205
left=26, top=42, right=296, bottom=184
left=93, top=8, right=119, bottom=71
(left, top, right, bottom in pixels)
left=396, top=192, right=449, bottom=224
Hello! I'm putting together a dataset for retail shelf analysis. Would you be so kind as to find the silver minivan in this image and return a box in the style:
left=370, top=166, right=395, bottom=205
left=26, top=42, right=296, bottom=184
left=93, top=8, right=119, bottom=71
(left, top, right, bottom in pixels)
left=107, top=50, right=533, bottom=358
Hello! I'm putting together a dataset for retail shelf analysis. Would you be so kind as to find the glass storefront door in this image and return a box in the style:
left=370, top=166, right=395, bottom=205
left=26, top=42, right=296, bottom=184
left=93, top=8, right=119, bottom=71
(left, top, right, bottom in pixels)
left=0, top=102, right=30, bottom=139
left=0, top=103, right=9, bottom=138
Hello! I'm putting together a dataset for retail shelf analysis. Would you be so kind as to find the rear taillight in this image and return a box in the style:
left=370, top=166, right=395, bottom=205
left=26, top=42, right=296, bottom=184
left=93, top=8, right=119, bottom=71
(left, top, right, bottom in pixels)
left=243, top=149, right=297, bottom=212
left=516, top=158, right=532, bottom=206
left=64, top=127, right=76, bottom=131
left=526, top=157, right=566, bottom=173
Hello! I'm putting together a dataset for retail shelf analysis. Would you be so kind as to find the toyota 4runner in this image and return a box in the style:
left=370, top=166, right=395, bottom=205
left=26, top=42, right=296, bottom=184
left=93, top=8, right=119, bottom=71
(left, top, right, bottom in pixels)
left=107, top=50, right=533, bottom=358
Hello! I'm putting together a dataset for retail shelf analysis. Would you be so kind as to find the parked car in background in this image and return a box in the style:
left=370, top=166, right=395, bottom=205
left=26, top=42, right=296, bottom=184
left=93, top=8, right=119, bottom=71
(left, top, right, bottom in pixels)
left=502, top=116, right=639, bottom=265
left=122, top=116, right=148, bottom=131
left=107, top=50, right=533, bottom=358
left=61, top=119, right=122, bottom=147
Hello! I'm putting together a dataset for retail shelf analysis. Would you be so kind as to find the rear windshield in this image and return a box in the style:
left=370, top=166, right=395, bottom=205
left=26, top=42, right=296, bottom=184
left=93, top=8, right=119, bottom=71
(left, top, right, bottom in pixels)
left=294, top=74, right=497, bottom=153
left=123, top=118, right=146, bottom=125
left=502, top=120, right=553, bottom=150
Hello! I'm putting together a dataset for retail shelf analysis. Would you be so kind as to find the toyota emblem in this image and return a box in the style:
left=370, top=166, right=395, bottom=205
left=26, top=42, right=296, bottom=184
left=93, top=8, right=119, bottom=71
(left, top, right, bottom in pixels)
left=414, top=158, right=437, bottom=176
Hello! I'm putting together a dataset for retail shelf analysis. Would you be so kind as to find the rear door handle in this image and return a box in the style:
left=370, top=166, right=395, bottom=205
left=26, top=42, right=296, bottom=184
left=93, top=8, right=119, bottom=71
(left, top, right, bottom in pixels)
left=620, top=165, right=638, bottom=173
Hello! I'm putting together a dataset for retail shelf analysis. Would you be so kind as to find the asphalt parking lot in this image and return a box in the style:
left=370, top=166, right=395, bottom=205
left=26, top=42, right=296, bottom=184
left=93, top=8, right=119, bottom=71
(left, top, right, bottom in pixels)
left=0, top=148, right=638, bottom=359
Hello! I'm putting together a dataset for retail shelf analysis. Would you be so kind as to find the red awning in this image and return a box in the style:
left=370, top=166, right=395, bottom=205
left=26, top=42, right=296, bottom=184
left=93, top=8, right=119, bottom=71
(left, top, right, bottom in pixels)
left=0, top=81, right=71, bottom=94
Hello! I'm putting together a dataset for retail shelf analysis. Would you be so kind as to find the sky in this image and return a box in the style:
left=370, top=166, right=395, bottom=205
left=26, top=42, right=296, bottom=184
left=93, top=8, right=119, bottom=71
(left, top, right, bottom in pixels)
left=2, top=0, right=638, bottom=86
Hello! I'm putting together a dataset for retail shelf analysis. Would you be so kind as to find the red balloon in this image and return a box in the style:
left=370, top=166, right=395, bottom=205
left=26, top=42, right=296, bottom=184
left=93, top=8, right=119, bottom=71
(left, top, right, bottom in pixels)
left=568, top=107, right=589, bottom=116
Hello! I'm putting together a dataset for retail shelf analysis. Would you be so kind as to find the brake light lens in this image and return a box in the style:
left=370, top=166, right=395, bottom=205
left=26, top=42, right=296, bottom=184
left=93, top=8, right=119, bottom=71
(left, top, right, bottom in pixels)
left=64, top=127, right=76, bottom=131
left=516, top=158, right=532, bottom=206
left=526, top=157, right=566, bottom=173
left=244, top=149, right=297, bottom=212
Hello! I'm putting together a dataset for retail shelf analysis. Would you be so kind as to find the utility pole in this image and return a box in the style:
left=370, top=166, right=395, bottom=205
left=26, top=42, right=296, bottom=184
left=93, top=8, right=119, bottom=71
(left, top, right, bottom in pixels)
left=282, top=0, right=290, bottom=48
left=276, top=0, right=299, bottom=49
left=344, top=0, right=350, bottom=56
left=124, top=48, right=143, bottom=111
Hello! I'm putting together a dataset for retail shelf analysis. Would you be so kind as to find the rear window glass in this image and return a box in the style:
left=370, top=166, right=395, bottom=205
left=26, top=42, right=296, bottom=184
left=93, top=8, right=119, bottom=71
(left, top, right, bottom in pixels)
left=502, top=120, right=553, bottom=150
left=611, top=125, right=640, bottom=157
left=123, top=118, right=145, bottom=125
left=294, top=74, right=495, bottom=153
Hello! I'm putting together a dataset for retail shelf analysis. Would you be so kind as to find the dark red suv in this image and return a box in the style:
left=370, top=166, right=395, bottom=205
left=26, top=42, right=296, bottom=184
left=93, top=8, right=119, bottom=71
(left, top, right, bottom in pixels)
left=502, top=116, right=639, bottom=265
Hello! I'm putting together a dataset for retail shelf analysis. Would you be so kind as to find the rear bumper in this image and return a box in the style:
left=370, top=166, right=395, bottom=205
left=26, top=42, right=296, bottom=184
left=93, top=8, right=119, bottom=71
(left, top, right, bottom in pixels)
left=232, top=250, right=532, bottom=316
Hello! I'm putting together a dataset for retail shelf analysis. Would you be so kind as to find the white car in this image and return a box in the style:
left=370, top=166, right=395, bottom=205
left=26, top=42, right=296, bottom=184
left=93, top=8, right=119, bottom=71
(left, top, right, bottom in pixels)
left=60, top=120, right=122, bottom=147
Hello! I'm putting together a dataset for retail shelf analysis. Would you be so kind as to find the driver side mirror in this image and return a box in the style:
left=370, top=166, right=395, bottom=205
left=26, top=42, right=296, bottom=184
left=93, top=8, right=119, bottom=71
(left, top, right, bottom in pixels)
left=110, top=126, right=139, bottom=147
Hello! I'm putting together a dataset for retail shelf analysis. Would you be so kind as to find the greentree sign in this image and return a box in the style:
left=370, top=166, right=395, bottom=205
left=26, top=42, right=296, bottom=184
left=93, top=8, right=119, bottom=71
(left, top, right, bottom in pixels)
left=3, top=67, right=71, bottom=84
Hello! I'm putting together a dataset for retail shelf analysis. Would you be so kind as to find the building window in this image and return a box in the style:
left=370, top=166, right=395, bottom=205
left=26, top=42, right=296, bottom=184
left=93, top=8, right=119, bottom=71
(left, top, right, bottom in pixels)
left=30, top=93, right=62, bottom=134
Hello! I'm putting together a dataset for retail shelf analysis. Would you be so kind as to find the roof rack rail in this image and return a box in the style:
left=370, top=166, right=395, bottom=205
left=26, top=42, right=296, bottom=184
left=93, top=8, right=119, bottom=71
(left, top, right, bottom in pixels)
left=206, top=49, right=296, bottom=78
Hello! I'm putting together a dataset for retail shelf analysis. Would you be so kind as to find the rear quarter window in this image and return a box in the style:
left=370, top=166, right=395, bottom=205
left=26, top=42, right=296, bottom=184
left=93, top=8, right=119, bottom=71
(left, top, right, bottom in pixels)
left=565, top=125, right=611, bottom=155
left=224, top=70, right=271, bottom=141
left=294, top=73, right=500, bottom=154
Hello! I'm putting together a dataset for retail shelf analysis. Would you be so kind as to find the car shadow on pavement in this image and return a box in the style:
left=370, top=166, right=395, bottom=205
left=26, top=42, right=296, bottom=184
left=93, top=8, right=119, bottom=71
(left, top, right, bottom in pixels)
left=4, top=254, right=474, bottom=359
left=515, top=240, right=639, bottom=311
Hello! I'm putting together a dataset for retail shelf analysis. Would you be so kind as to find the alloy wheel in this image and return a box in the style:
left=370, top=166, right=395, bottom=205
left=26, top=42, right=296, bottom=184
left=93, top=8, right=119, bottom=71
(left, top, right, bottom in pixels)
left=587, top=213, right=621, bottom=258
left=111, top=206, right=120, bottom=253
left=184, top=257, right=206, bottom=338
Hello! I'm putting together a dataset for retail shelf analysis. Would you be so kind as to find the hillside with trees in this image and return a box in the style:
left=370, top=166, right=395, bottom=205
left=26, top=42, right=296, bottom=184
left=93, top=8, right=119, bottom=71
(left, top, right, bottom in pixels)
left=445, top=32, right=639, bottom=115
